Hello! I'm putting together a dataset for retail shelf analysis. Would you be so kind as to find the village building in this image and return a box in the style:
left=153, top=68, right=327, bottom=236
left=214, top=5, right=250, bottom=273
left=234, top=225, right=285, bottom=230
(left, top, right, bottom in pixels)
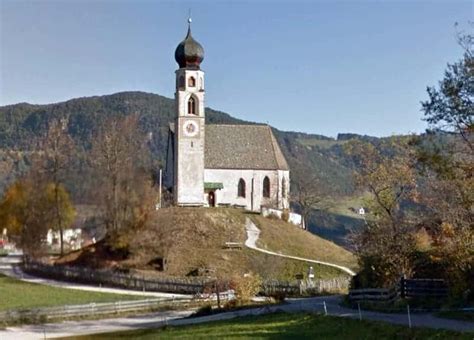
left=165, top=21, right=290, bottom=212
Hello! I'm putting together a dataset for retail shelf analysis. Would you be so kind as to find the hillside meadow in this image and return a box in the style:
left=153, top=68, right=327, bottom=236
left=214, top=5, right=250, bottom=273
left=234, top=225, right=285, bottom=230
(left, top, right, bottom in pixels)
left=57, top=208, right=355, bottom=281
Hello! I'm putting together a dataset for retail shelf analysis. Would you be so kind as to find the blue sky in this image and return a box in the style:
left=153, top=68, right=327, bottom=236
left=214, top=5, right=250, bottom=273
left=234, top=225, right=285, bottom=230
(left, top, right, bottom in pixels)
left=0, top=0, right=471, bottom=137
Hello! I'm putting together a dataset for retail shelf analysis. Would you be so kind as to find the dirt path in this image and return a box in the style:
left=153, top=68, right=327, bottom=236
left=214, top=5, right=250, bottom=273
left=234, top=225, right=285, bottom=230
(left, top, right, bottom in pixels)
left=244, top=217, right=356, bottom=276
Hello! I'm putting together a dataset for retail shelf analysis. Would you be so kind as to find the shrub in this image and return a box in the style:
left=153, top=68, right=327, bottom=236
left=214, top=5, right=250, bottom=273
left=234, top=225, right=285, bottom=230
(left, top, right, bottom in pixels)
left=230, top=273, right=262, bottom=304
left=281, top=209, right=290, bottom=222
left=193, top=304, right=213, bottom=317
left=223, top=299, right=238, bottom=310
left=269, top=291, right=287, bottom=303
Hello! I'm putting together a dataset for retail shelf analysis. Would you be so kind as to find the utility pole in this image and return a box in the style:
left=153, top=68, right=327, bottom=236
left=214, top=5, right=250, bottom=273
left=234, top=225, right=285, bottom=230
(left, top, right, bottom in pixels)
left=159, top=169, right=162, bottom=208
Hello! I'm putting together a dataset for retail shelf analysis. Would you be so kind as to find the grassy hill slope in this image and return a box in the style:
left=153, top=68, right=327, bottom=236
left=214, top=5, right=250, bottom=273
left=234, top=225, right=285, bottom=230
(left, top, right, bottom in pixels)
left=59, top=208, right=354, bottom=281
left=252, top=215, right=357, bottom=270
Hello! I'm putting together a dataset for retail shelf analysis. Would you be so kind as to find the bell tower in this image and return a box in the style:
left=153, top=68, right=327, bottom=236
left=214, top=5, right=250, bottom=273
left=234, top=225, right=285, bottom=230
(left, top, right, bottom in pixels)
left=173, top=18, right=206, bottom=206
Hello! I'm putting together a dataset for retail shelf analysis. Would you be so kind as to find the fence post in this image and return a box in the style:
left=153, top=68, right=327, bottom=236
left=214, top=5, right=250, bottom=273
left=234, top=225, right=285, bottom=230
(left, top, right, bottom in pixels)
left=407, top=304, right=412, bottom=329
left=323, top=301, right=327, bottom=316
left=400, top=275, right=405, bottom=299
left=357, top=302, right=362, bottom=321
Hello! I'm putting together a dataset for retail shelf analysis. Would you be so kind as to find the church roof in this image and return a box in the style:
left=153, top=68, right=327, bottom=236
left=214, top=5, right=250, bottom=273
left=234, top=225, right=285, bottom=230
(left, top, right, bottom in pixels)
left=168, top=123, right=289, bottom=170
left=205, top=124, right=289, bottom=170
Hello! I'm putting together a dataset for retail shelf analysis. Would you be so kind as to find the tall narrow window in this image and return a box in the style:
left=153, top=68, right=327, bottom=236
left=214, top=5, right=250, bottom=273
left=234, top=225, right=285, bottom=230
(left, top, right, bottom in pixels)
left=238, top=178, right=246, bottom=198
left=188, top=76, right=196, bottom=87
left=188, top=97, right=196, bottom=115
left=263, top=176, right=270, bottom=198
left=282, top=178, right=286, bottom=199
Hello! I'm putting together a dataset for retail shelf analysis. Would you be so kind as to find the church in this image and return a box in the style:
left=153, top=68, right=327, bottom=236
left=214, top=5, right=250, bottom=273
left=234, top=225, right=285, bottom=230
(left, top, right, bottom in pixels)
left=165, top=21, right=290, bottom=212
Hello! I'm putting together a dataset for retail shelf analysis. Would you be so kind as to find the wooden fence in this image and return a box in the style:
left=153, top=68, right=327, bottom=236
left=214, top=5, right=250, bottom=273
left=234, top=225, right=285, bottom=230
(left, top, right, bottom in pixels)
left=23, top=261, right=349, bottom=297
left=349, top=277, right=448, bottom=302
left=309, top=277, right=350, bottom=293
left=262, top=277, right=350, bottom=296
left=23, top=261, right=208, bottom=294
left=400, top=278, right=448, bottom=298
left=0, top=298, right=183, bottom=324
left=261, top=280, right=299, bottom=296
left=349, top=288, right=398, bottom=302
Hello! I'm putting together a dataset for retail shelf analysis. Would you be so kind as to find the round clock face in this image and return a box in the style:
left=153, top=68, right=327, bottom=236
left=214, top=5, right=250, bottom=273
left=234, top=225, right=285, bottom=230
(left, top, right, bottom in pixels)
left=183, top=120, right=199, bottom=137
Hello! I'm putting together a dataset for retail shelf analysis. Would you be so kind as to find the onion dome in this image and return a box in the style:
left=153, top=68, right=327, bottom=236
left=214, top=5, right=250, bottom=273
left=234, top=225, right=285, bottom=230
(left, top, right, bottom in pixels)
left=174, top=21, right=204, bottom=69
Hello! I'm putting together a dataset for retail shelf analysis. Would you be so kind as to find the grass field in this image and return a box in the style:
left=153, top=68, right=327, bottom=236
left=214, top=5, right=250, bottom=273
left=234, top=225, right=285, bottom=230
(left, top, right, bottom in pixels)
left=436, top=310, right=474, bottom=322
left=59, top=208, right=355, bottom=281
left=252, top=215, right=357, bottom=271
left=0, top=274, right=144, bottom=311
left=67, top=312, right=472, bottom=339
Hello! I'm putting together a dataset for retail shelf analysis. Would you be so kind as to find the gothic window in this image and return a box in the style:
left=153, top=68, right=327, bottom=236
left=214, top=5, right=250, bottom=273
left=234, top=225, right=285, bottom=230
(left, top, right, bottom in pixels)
left=178, top=76, right=185, bottom=89
left=188, top=76, right=196, bottom=87
left=282, top=178, right=286, bottom=198
left=188, top=97, right=196, bottom=115
left=238, top=178, right=246, bottom=198
left=263, top=176, right=270, bottom=198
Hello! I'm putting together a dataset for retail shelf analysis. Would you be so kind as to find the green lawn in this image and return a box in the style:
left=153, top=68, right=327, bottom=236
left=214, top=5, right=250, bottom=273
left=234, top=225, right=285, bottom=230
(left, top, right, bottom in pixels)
left=436, top=310, right=474, bottom=322
left=0, top=274, right=145, bottom=311
left=67, top=312, right=472, bottom=339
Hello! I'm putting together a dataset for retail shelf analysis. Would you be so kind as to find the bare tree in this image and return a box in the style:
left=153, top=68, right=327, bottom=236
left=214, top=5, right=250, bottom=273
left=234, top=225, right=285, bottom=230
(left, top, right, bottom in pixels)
left=36, top=118, right=75, bottom=255
left=291, top=164, right=332, bottom=229
left=89, top=114, right=156, bottom=236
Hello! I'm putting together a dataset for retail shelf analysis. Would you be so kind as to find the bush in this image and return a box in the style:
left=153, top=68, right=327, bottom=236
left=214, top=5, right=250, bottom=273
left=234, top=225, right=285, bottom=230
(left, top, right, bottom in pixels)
left=230, top=274, right=262, bottom=304
left=193, top=304, right=213, bottom=317
left=281, top=209, right=290, bottom=222
left=266, top=212, right=280, bottom=220
left=223, top=299, right=238, bottom=310
left=269, top=291, right=287, bottom=303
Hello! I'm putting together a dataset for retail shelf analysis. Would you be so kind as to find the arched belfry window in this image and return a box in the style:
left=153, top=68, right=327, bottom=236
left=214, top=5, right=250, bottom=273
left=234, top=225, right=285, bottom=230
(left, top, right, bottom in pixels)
left=263, top=176, right=270, bottom=198
left=188, top=76, right=196, bottom=87
left=238, top=178, right=246, bottom=198
left=188, top=97, right=196, bottom=115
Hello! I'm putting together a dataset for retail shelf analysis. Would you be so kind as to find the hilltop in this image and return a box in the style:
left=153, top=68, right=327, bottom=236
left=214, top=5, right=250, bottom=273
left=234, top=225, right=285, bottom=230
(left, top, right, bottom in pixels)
left=0, top=91, right=412, bottom=246
left=57, top=208, right=356, bottom=281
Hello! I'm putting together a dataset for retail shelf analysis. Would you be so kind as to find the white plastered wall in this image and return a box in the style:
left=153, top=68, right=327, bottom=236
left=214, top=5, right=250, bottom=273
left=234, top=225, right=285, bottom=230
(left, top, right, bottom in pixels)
left=204, top=169, right=290, bottom=211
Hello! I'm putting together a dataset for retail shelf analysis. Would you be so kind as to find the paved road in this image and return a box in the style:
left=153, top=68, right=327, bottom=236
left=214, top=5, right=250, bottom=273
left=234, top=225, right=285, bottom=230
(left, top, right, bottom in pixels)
left=244, top=217, right=356, bottom=276
left=287, top=296, right=474, bottom=332
left=1, top=295, right=473, bottom=339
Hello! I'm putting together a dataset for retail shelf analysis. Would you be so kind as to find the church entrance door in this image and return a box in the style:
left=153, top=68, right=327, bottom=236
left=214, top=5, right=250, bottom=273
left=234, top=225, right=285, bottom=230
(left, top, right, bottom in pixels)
left=208, top=191, right=215, bottom=207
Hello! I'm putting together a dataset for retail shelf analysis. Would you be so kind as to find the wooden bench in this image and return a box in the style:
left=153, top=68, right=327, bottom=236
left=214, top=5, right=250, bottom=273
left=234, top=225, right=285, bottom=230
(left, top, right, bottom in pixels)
left=224, top=242, right=243, bottom=250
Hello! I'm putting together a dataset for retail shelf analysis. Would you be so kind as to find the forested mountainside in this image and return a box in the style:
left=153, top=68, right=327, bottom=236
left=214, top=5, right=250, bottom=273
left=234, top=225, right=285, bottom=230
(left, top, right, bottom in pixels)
left=0, top=91, right=413, bottom=245
left=0, top=91, right=377, bottom=193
